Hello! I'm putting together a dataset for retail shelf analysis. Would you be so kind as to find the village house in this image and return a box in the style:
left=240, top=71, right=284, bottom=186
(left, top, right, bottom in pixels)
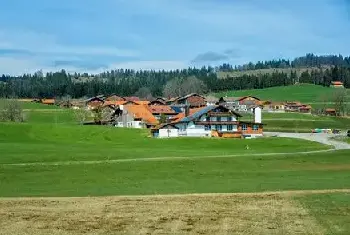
left=105, top=95, right=125, bottom=101
left=173, top=93, right=207, bottom=107
left=85, top=95, right=105, bottom=110
left=325, top=108, right=337, bottom=116
left=261, top=101, right=285, bottom=112
left=205, top=96, right=219, bottom=106
left=330, top=81, right=344, bottom=88
left=285, top=102, right=312, bottom=113
left=217, top=96, right=261, bottom=112
left=41, top=98, right=55, bottom=105
left=147, top=105, right=178, bottom=121
left=149, top=97, right=167, bottom=105
left=152, top=105, right=263, bottom=138
left=115, top=104, right=158, bottom=129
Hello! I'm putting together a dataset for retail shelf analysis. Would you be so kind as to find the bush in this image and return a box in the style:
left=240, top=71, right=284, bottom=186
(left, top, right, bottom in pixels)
left=0, top=99, right=25, bottom=122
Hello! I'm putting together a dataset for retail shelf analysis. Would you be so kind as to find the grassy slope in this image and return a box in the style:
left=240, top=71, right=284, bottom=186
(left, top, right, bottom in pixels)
left=214, top=84, right=350, bottom=103
left=296, top=193, right=350, bottom=235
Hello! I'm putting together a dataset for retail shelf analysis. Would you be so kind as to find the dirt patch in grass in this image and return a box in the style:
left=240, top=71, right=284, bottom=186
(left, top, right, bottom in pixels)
left=0, top=194, right=324, bottom=235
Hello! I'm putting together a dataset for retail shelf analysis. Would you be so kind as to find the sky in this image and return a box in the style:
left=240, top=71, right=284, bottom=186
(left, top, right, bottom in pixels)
left=0, top=0, right=350, bottom=75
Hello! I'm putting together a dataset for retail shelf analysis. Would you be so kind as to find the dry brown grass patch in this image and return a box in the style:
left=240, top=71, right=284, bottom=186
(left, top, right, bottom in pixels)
left=0, top=193, right=325, bottom=235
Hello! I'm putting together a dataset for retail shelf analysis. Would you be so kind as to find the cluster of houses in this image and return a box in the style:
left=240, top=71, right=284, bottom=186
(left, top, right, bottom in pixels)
left=30, top=92, right=322, bottom=138
left=83, top=94, right=264, bottom=138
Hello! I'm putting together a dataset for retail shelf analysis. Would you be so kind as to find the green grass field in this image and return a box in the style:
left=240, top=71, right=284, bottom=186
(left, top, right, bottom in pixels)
left=1, top=100, right=350, bottom=234
left=214, top=84, right=350, bottom=103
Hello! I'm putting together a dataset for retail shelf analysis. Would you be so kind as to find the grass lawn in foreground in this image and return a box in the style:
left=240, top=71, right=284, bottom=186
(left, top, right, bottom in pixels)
left=296, top=193, right=350, bottom=235
left=1, top=149, right=349, bottom=197
left=214, top=84, right=350, bottom=103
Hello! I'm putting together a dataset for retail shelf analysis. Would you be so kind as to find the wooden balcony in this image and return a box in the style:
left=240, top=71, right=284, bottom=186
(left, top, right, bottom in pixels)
left=195, top=121, right=239, bottom=125
left=208, top=112, right=234, bottom=117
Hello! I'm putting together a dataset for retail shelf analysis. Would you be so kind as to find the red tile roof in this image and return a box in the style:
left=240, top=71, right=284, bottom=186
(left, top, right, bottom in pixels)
left=124, top=105, right=158, bottom=125
left=147, top=105, right=176, bottom=114
left=331, top=81, right=343, bottom=85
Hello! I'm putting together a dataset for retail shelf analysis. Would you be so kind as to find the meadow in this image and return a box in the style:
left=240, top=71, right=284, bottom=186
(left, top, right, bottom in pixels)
left=214, top=83, right=350, bottom=103
left=1, top=102, right=350, bottom=234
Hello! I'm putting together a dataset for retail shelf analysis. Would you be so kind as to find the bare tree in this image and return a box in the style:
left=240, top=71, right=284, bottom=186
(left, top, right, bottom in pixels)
left=332, top=89, right=348, bottom=116
left=163, top=76, right=208, bottom=98
left=134, top=87, right=153, bottom=100
left=73, top=108, right=91, bottom=124
left=0, top=99, right=25, bottom=122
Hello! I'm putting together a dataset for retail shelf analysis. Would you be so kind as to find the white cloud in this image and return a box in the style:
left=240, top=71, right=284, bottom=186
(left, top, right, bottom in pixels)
left=106, top=60, right=188, bottom=71
left=0, top=56, right=188, bottom=76
left=0, top=30, right=138, bottom=57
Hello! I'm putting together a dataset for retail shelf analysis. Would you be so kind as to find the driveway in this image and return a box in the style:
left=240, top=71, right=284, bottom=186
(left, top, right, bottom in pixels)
left=265, top=132, right=350, bottom=150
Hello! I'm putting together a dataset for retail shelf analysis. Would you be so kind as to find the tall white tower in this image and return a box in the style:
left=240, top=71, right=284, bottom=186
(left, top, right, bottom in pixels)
left=253, top=106, right=262, bottom=123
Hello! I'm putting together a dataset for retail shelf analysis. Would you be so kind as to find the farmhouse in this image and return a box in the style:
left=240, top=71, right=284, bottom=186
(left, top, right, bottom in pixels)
left=105, top=95, right=125, bottom=101
left=41, top=99, right=55, bottom=105
left=152, top=105, right=263, bottom=138
left=149, top=97, right=166, bottom=105
left=116, top=104, right=158, bottom=129
left=285, top=102, right=312, bottom=113
left=174, top=93, right=207, bottom=107
left=147, top=105, right=178, bottom=121
left=325, top=108, right=337, bottom=116
left=85, top=96, right=105, bottom=110
left=330, top=81, right=344, bottom=88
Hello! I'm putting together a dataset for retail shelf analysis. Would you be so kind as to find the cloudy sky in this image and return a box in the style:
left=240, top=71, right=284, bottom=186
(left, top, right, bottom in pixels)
left=1, top=0, right=350, bottom=75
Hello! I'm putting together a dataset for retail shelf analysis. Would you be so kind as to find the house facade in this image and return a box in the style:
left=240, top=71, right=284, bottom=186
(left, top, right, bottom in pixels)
left=330, top=81, right=344, bottom=88
left=175, top=93, right=206, bottom=107
left=152, top=105, right=263, bottom=138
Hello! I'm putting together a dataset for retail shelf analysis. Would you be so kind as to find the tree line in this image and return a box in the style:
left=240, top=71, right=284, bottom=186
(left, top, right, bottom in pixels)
left=0, top=54, right=350, bottom=99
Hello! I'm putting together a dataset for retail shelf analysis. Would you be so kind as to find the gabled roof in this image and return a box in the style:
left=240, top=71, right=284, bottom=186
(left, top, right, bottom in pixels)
left=238, top=96, right=261, bottom=101
left=134, top=101, right=150, bottom=105
left=105, top=95, right=125, bottom=101
left=123, top=105, right=158, bottom=125
left=331, top=81, right=344, bottom=85
left=123, top=96, right=140, bottom=102
left=103, top=100, right=128, bottom=107
left=177, top=105, right=242, bottom=123
left=41, top=99, right=55, bottom=104
left=147, top=105, right=177, bottom=114
left=170, top=107, right=205, bottom=123
left=170, top=106, right=183, bottom=114
left=85, top=96, right=105, bottom=103
left=177, top=93, right=205, bottom=101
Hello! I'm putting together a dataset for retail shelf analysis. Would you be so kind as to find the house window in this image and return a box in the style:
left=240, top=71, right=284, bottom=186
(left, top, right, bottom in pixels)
left=206, top=116, right=210, bottom=122
left=242, top=124, right=248, bottom=131
left=205, top=125, right=211, bottom=131
left=227, top=117, right=232, bottom=122
left=217, top=117, right=221, bottom=122
left=227, top=125, right=233, bottom=131
left=253, top=125, right=259, bottom=131
left=215, top=125, right=222, bottom=131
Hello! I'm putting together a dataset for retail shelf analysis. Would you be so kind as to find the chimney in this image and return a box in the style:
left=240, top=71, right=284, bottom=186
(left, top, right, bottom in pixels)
left=253, top=106, right=262, bottom=123
left=185, top=105, right=190, bottom=117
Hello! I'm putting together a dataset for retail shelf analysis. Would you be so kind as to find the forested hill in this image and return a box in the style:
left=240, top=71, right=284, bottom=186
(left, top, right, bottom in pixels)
left=1, top=53, right=350, bottom=99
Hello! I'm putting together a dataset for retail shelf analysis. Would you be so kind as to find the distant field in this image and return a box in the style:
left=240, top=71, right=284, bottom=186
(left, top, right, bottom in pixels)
left=242, top=112, right=350, bottom=132
left=19, top=102, right=60, bottom=110
left=217, top=67, right=324, bottom=79
left=214, top=84, right=350, bottom=103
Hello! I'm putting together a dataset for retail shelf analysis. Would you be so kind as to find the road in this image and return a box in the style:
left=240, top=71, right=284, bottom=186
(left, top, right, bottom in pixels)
left=265, top=132, right=350, bottom=150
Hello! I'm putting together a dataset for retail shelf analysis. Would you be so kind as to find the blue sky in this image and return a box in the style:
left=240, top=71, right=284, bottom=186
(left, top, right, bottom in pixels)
left=0, top=0, right=350, bottom=75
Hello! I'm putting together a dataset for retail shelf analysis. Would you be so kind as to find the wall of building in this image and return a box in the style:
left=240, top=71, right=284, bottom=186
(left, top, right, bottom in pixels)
left=159, top=129, right=179, bottom=138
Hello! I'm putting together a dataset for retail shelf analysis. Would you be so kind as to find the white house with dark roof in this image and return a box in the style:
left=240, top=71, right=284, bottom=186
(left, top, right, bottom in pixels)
left=151, top=105, right=263, bottom=138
